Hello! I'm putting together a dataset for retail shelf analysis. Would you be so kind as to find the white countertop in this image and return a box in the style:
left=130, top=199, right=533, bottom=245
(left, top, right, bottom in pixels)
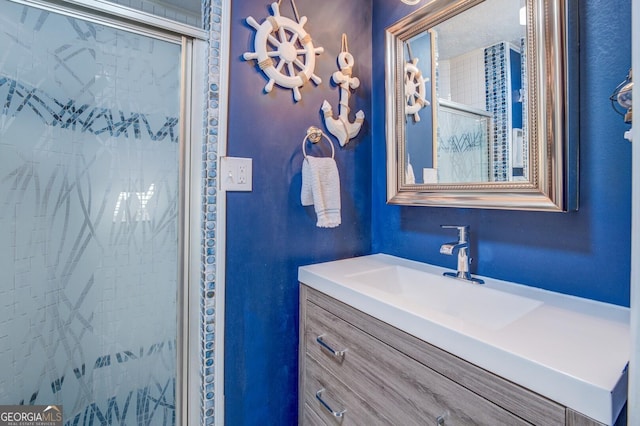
left=298, top=254, right=630, bottom=425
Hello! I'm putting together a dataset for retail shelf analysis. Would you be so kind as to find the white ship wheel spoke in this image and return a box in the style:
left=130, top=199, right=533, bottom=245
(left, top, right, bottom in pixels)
left=267, top=34, right=281, bottom=47
left=278, top=26, right=287, bottom=44
left=286, top=62, right=296, bottom=78
left=288, top=32, right=300, bottom=45
left=288, top=60, right=300, bottom=72
left=293, top=58, right=307, bottom=70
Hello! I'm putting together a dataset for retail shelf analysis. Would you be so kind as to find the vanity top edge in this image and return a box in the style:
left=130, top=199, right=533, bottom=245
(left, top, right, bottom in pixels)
left=299, top=253, right=630, bottom=321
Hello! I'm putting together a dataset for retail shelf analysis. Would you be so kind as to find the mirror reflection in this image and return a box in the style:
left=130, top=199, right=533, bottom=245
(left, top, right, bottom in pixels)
left=403, top=0, right=526, bottom=185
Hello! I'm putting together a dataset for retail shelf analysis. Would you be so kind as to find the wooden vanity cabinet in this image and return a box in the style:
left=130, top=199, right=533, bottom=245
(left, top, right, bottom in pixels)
left=298, top=284, right=620, bottom=426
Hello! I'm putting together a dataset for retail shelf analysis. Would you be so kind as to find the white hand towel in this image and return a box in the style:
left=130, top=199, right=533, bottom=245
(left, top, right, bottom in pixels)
left=301, top=156, right=341, bottom=228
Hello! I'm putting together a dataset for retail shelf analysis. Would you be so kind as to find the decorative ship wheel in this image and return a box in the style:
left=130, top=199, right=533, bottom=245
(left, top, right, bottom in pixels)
left=404, top=52, right=429, bottom=122
left=243, top=1, right=324, bottom=102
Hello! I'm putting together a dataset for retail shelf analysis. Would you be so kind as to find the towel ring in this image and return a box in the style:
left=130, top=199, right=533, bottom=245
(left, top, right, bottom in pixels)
left=302, top=126, right=334, bottom=158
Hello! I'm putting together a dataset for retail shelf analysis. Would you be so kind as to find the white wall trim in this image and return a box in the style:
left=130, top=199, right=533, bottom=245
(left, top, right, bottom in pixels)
left=215, top=0, right=232, bottom=424
left=629, top=0, right=639, bottom=423
left=188, top=38, right=207, bottom=426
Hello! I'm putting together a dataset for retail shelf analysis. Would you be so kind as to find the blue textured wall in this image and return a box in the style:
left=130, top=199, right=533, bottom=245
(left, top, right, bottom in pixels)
left=372, top=0, right=632, bottom=306
left=225, top=0, right=631, bottom=423
left=224, top=1, right=372, bottom=424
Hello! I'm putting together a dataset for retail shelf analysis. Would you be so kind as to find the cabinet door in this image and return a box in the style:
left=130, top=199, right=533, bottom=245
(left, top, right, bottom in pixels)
left=304, top=300, right=532, bottom=425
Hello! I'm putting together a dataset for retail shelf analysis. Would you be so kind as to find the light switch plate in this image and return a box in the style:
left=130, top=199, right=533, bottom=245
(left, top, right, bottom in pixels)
left=220, top=157, right=252, bottom=191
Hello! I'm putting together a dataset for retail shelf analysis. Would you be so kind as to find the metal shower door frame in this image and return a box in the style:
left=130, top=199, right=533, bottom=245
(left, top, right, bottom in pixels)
left=4, top=0, right=207, bottom=424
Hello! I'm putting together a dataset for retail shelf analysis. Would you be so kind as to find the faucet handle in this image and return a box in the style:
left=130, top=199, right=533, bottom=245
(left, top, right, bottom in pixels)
left=439, top=243, right=455, bottom=255
left=441, top=225, right=469, bottom=242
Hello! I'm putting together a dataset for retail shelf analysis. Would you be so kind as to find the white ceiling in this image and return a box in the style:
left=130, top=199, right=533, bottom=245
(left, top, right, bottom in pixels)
left=433, top=0, right=526, bottom=60
left=108, top=0, right=201, bottom=17
left=156, top=0, right=200, bottom=15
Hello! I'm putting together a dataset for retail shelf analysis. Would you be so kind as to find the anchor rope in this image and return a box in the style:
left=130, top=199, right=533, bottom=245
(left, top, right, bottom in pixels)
left=341, top=33, right=349, bottom=54
left=406, top=42, right=414, bottom=61
left=339, top=117, right=350, bottom=139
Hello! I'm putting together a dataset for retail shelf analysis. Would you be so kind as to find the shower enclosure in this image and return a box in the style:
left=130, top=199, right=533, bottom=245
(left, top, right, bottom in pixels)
left=0, top=0, right=203, bottom=423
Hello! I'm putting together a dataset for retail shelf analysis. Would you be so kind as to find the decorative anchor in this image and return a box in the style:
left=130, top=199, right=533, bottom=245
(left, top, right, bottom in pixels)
left=321, top=34, right=365, bottom=146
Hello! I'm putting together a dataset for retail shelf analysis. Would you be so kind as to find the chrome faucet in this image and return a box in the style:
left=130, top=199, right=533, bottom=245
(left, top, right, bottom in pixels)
left=440, top=225, right=484, bottom=284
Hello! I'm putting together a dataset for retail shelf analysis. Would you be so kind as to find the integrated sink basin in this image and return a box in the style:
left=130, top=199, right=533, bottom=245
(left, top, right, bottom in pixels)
left=345, top=265, right=542, bottom=331
left=298, top=254, right=630, bottom=425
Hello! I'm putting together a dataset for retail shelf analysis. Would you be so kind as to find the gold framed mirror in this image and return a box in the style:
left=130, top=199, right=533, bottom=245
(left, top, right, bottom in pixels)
left=385, top=0, right=578, bottom=211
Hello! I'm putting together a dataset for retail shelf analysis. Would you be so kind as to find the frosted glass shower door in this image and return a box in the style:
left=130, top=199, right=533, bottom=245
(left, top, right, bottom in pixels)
left=0, top=0, right=183, bottom=423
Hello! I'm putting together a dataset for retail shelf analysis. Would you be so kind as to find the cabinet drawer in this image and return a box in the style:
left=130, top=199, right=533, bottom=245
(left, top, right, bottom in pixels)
left=303, top=353, right=396, bottom=425
left=303, top=402, right=328, bottom=426
left=304, top=300, right=531, bottom=425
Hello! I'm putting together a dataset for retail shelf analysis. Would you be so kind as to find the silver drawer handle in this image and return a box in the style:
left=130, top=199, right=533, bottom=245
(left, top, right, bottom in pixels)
left=316, top=334, right=346, bottom=358
left=315, top=388, right=346, bottom=418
